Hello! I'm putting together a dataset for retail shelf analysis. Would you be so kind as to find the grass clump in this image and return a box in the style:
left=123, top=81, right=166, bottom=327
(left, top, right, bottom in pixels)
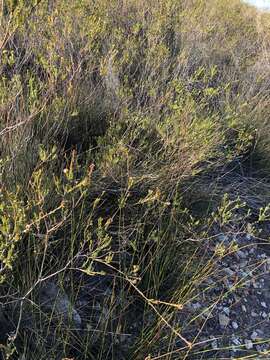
left=0, top=0, right=270, bottom=359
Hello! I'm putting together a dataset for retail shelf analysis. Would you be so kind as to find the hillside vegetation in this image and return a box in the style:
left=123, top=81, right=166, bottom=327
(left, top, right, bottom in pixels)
left=0, top=0, right=270, bottom=359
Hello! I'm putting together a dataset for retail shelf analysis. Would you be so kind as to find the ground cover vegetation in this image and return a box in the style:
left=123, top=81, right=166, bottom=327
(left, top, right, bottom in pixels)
left=0, top=0, right=270, bottom=359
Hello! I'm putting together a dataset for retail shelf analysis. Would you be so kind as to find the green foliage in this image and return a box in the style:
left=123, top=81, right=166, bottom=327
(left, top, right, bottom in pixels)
left=0, top=0, right=270, bottom=359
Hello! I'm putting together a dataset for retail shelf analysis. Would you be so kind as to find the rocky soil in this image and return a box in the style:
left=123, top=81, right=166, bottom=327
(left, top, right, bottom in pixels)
left=178, top=230, right=270, bottom=359
left=1, top=228, right=270, bottom=360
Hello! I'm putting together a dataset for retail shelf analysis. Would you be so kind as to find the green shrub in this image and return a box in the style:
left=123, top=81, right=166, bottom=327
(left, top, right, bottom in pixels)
left=0, top=0, right=270, bottom=359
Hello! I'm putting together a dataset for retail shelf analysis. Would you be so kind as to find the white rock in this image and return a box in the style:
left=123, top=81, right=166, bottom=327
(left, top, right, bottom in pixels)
left=241, top=305, right=247, bottom=312
left=261, top=301, right=267, bottom=308
left=251, top=331, right=258, bottom=341
left=219, top=313, right=230, bottom=327
left=246, top=234, right=252, bottom=241
left=261, top=311, right=268, bottom=319
left=231, top=336, right=241, bottom=346
left=232, top=321, right=238, bottom=329
left=236, top=250, right=246, bottom=259
left=245, top=339, right=253, bottom=350
left=223, top=307, right=230, bottom=316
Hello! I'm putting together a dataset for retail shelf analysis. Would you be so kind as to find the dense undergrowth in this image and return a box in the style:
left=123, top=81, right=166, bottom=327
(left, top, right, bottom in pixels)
left=0, top=0, right=270, bottom=359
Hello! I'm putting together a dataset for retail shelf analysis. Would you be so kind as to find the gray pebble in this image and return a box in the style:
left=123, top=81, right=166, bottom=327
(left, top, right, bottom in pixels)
left=219, top=313, right=230, bottom=327
left=241, top=305, right=247, bottom=312
left=223, top=307, right=230, bottom=316
left=244, top=339, right=253, bottom=350
left=224, top=268, right=235, bottom=277
left=231, top=336, right=241, bottom=346
left=261, top=311, right=268, bottom=319
left=251, top=331, right=258, bottom=341
left=261, top=301, right=267, bottom=308
left=236, top=250, right=247, bottom=259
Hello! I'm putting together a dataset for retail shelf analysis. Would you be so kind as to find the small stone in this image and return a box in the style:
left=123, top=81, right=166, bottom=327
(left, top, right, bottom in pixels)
left=251, top=331, right=258, bottom=341
left=223, top=307, right=230, bottom=316
left=261, top=311, right=268, bottom=319
left=240, top=261, right=248, bottom=268
left=236, top=250, right=246, bottom=259
left=252, top=281, right=259, bottom=289
left=261, top=301, right=267, bottom=308
left=256, top=329, right=265, bottom=337
left=211, top=339, right=218, bottom=350
left=256, top=345, right=262, bottom=352
left=232, top=321, right=238, bottom=329
left=245, top=339, right=253, bottom=350
left=241, top=305, right=247, bottom=312
left=219, top=313, right=230, bottom=327
left=224, top=268, right=235, bottom=277
left=231, top=336, right=241, bottom=346
left=192, top=302, right=201, bottom=310
left=203, top=309, right=214, bottom=318
left=251, top=311, right=258, bottom=317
